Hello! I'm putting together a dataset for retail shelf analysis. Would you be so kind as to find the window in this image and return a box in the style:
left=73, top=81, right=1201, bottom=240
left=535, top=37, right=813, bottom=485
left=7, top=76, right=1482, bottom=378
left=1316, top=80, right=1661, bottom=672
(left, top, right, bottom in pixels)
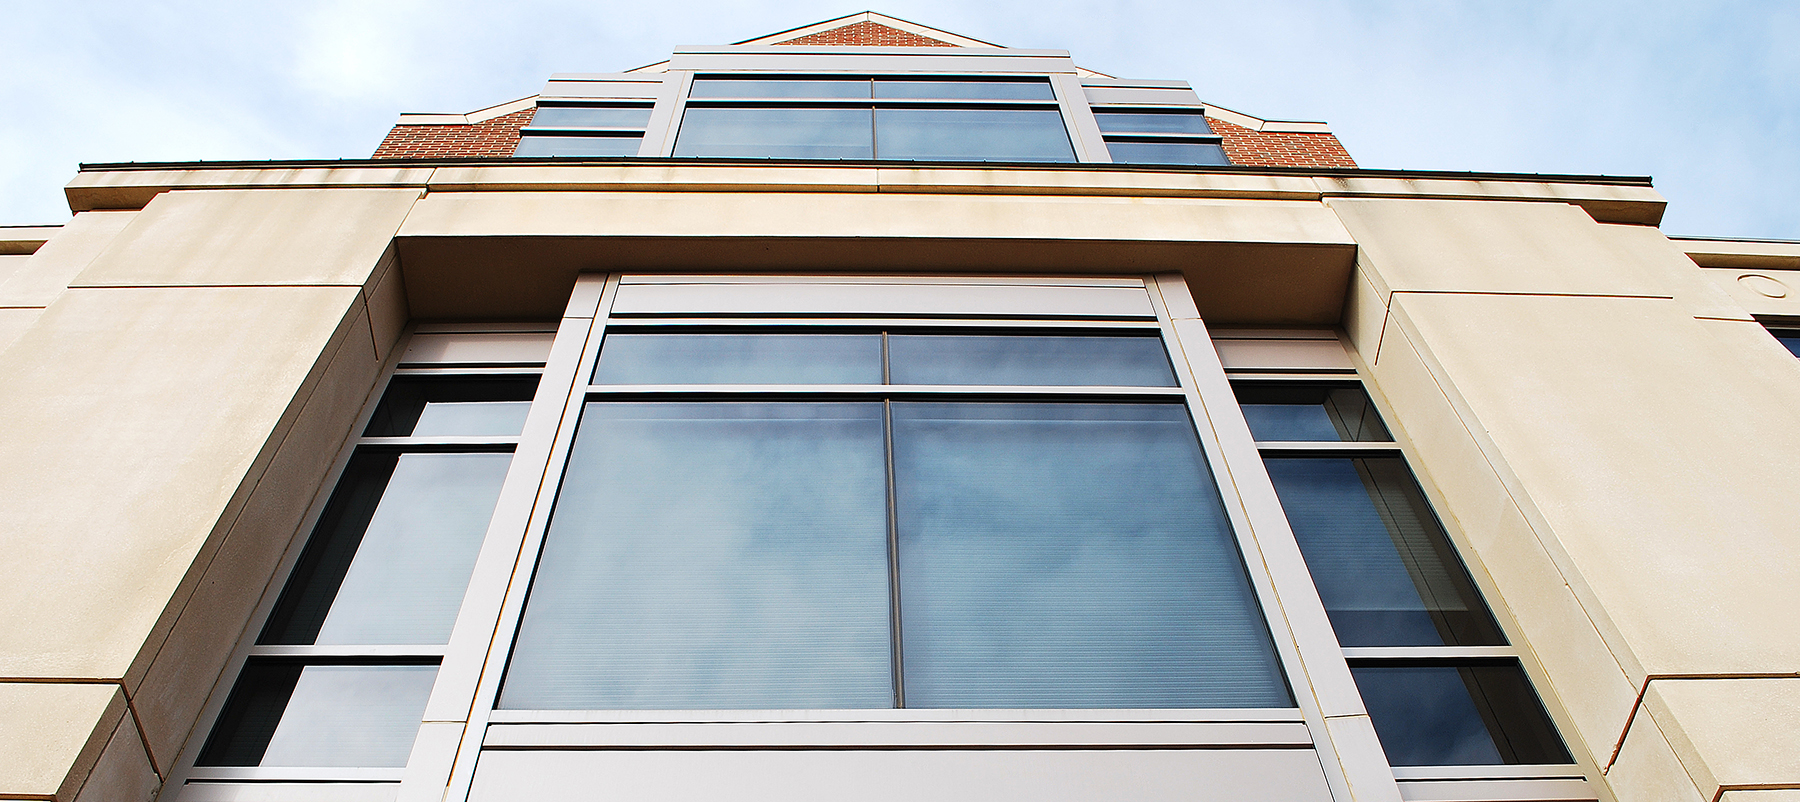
left=515, top=102, right=652, bottom=157
left=1094, top=109, right=1228, bottom=166
left=673, top=77, right=1077, bottom=162
left=1231, top=377, right=1574, bottom=768
left=499, top=329, right=1289, bottom=709
left=1767, top=326, right=1800, bottom=357
left=189, top=355, right=539, bottom=775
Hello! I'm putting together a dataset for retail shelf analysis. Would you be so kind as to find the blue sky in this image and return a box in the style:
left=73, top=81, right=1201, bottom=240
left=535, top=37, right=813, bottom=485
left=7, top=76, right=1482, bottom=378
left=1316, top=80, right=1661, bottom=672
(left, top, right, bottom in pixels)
left=3, top=1, right=1794, bottom=238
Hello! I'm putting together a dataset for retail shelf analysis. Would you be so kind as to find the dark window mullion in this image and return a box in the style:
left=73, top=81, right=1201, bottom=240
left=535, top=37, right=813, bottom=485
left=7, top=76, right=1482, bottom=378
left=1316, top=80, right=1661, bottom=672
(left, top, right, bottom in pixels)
left=883, top=398, right=906, bottom=708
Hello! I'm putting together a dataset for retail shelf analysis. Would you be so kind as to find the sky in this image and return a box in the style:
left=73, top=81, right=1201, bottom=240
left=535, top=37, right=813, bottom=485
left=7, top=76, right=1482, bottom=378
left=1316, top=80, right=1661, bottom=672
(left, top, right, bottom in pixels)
left=2, top=1, right=1795, bottom=239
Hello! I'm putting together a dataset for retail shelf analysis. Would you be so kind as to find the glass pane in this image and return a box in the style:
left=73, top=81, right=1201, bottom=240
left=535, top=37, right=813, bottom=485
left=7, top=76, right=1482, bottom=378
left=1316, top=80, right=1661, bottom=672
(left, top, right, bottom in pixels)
left=199, top=663, right=437, bottom=767
left=1232, top=383, right=1391, bottom=442
left=874, top=80, right=1056, bottom=100
left=892, top=402, right=1290, bottom=708
left=1352, top=663, right=1572, bottom=766
left=689, top=78, right=872, bottom=98
left=500, top=402, right=894, bottom=709
left=593, top=333, right=883, bottom=384
left=674, top=107, right=873, bottom=159
left=260, top=452, right=513, bottom=645
left=514, top=134, right=643, bottom=157
left=1264, top=457, right=1504, bottom=647
left=874, top=108, right=1075, bottom=162
left=365, top=377, right=538, bottom=437
left=1771, top=328, right=1800, bottom=357
left=1093, top=112, right=1215, bottom=135
left=530, top=105, right=653, bottom=128
left=888, top=334, right=1177, bottom=386
left=1106, top=140, right=1230, bottom=166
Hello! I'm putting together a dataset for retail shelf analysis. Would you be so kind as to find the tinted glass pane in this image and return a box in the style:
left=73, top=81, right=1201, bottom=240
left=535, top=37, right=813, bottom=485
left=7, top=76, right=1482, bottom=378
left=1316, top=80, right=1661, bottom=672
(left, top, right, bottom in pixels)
left=874, top=108, right=1074, bottom=162
left=689, top=78, right=871, bottom=98
left=530, top=105, right=653, bottom=128
left=888, top=334, right=1176, bottom=386
left=1232, top=383, right=1391, bottom=442
left=1093, top=112, right=1214, bottom=135
left=874, top=80, right=1056, bottom=100
left=260, top=452, right=513, bottom=645
left=892, top=402, right=1290, bottom=708
left=1771, top=329, right=1800, bottom=357
left=1106, top=140, right=1230, bottom=166
left=365, top=377, right=537, bottom=437
left=674, top=107, right=872, bottom=159
left=199, top=663, right=437, bottom=767
left=1353, top=663, right=1572, bottom=766
left=501, top=402, right=893, bottom=709
left=514, top=134, right=643, bottom=157
left=593, top=333, right=883, bottom=384
left=1264, top=457, right=1504, bottom=647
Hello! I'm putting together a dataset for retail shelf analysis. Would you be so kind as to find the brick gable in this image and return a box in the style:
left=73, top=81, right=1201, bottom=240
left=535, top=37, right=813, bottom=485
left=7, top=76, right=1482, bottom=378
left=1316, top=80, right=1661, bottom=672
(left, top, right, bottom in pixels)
left=1210, top=117, right=1357, bottom=169
left=774, top=21, right=957, bottom=47
left=371, top=107, right=535, bottom=159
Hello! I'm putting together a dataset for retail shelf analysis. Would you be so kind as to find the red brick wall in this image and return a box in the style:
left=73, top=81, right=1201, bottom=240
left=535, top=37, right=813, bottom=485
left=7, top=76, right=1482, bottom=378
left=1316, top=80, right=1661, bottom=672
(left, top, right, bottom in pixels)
left=1210, top=116, right=1356, bottom=169
left=775, top=21, right=956, bottom=47
left=371, top=107, right=535, bottom=159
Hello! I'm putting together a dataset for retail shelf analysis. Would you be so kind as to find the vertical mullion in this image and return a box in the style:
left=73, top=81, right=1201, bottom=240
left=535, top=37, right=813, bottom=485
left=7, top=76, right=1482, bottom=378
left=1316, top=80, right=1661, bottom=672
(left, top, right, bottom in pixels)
left=883, top=397, right=906, bottom=709
left=869, top=105, right=880, bottom=160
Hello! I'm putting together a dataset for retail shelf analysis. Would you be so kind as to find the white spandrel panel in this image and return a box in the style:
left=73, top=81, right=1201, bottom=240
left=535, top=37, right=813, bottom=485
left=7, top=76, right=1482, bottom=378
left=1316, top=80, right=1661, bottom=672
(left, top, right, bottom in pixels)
left=401, top=333, right=556, bottom=366
left=609, top=278, right=1156, bottom=319
left=468, top=749, right=1332, bottom=802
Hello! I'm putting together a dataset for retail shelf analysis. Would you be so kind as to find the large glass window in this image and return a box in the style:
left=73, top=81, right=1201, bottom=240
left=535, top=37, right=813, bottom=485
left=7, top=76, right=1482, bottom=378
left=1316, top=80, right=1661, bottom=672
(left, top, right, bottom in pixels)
left=1232, top=379, right=1572, bottom=768
left=674, top=77, right=1076, bottom=162
left=498, top=331, right=1289, bottom=710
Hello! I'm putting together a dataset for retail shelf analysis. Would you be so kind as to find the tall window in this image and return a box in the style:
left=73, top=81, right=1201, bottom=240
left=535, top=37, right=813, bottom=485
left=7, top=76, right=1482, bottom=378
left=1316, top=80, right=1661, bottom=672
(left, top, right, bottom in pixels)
left=1232, top=377, right=1573, bottom=767
left=188, top=340, right=542, bottom=775
left=673, top=77, right=1076, bottom=162
left=499, top=329, right=1290, bottom=709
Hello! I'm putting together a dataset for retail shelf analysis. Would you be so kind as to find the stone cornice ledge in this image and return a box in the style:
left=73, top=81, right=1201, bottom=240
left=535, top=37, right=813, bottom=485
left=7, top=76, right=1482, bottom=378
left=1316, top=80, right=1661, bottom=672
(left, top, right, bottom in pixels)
left=66, top=161, right=1665, bottom=226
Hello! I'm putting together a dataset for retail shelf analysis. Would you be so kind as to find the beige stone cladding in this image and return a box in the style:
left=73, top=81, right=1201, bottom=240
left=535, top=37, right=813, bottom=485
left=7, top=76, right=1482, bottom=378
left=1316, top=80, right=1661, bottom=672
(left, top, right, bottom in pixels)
left=1333, top=196, right=1800, bottom=802
left=0, top=187, right=418, bottom=798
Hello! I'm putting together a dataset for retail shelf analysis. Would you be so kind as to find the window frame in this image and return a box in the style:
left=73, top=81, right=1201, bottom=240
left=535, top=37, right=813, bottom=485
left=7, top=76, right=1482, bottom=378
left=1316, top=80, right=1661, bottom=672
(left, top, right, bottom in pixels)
left=164, top=325, right=555, bottom=794
left=1221, top=335, right=1597, bottom=796
left=1090, top=105, right=1228, bottom=166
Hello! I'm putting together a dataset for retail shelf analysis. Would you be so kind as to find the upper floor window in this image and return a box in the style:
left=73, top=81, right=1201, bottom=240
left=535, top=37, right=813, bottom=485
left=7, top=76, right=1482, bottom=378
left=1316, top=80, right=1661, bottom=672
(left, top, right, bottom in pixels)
left=673, top=76, right=1076, bottom=163
left=1095, top=109, right=1228, bottom=166
left=516, top=102, right=653, bottom=157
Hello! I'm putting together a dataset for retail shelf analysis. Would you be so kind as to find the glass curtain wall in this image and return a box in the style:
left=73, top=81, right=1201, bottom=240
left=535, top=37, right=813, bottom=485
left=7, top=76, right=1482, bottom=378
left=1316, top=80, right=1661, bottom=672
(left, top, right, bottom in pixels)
left=499, top=329, right=1292, bottom=710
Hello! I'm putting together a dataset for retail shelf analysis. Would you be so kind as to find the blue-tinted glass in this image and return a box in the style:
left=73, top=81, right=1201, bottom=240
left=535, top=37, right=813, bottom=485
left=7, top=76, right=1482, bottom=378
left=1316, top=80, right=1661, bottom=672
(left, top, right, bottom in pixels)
left=365, top=377, right=537, bottom=437
left=892, top=402, right=1290, bottom=708
left=260, top=452, right=513, bottom=645
left=674, top=107, right=873, bottom=159
left=1264, top=457, right=1503, bottom=647
left=500, top=402, right=894, bottom=709
left=689, top=78, right=872, bottom=98
left=874, top=108, right=1075, bottom=162
left=1106, top=140, right=1230, bottom=166
left=1233, top=384, right=1391, bottom=442
left=199, top=663, right=437, bottom=767
left=874, top=80, right=1056, bottom=100
left=593, top=333, right=883, bottom=384
left=1352, top=664, right=1572, bottom=766
left=530, top=105, right=653, bottom=128
left=1093, top=112, right=1214, bottom=135
left=1771, top=329, right=1800, bottom=357
left=515, top=134, right=643, bottom=157
left=888, top=334, right=1176, bottom=386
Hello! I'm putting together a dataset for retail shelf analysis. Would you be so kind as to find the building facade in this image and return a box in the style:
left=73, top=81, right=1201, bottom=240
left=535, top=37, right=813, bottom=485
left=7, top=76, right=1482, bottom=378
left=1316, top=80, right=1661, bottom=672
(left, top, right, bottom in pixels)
left=3, top=13, right=1799, bottom=802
